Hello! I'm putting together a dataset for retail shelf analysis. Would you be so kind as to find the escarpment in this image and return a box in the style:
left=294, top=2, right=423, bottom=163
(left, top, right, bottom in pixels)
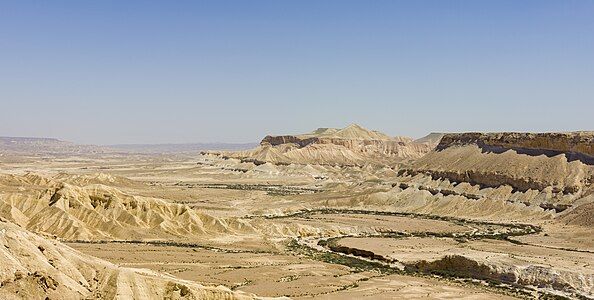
left=209, top=124, right=434, bottom=166
left=400, top=132, right=594, bottom=209
left=262, top=135, right=409, bottom=149
left=436, top=132, right=594, bottom=164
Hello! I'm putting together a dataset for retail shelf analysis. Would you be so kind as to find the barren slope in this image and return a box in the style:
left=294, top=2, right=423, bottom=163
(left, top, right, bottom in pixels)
left=402, top=132, right=594, bottom=207
left=0, top=173, right=258, bottom=241
left=0, top=219, right=262, bottom=300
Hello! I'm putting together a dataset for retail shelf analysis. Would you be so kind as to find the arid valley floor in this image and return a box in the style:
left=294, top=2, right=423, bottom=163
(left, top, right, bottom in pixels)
left=0, top=125, right=593, bottom=299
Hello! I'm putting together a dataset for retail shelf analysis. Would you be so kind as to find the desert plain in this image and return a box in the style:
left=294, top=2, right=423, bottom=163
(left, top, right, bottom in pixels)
left=0, top=125, right=593, bottom=299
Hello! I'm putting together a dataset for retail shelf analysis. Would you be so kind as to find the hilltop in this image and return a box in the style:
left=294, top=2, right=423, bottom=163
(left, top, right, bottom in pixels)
left=209, top=124, right=432, bottom=166
left=0, top=137, right=101, bottom=154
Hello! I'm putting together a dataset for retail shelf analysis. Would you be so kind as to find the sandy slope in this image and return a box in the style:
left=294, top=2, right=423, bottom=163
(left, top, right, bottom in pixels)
left=0, top=219, right=266, bottom=300
left=401, top=132, right=594, bottom=212
left=0, top=173, right=258, bottom=241
left=559, top=195, right=594, bottom=227
left=0, top=172, right=375, bottom=243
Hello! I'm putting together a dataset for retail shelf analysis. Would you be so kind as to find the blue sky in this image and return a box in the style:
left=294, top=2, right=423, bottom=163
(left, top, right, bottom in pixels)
left=1, top=1, right=593, bottom=144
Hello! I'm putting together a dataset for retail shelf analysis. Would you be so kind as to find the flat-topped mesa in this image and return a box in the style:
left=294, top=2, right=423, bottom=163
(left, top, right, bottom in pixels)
left=405, top=132, right=594, bottom=202
left=261, top=124, right=402, bottom=145
left=260, top=134, right=410, bottom=148
left=261, top=135, right=319, bottom=147
left=222, top=124, right=432, bottom=166
left=261, top=124, right=413, bottom=147
left=436, top=132, right=594, bottom=164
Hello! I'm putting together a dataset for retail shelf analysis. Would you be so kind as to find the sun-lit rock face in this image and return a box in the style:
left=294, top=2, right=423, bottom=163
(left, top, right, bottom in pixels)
left=402, top=132, right=594, bottom=204
left=436, top=131, right=594, bottom=162
left=211, top=124, right=433, bottom=166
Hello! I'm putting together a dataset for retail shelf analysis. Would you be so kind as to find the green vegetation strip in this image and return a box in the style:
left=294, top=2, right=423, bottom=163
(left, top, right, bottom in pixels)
left=175, top=182, right=321, bottom=195
left=277, top=209, right=592, bottom=299
left=262, top=207, right=541, bottom=237
left=65, top=239, right=272, bottom=254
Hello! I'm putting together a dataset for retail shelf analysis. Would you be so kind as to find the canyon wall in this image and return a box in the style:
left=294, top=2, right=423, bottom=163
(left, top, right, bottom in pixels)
left=404, top=132, right=594, bottom=199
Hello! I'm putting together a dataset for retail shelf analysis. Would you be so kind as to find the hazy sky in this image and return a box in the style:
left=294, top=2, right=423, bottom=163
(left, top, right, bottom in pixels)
left=1, top=1, right=593, bottom=144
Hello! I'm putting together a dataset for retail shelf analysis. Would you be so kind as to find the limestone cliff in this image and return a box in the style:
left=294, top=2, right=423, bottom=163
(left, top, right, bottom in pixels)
left=214, top=124, right=432, bottom=166
left=436, top=132, right=594, bottom=164
left=403, top=132, right=594, bottom=204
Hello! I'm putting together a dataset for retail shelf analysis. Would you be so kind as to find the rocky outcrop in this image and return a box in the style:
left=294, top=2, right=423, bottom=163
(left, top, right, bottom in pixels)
left=261, top=135, right=318, bottom=147
left=404, top=132, right=594, bottom=201
left=216, top=124, right=432, bottom=166
left=436, top=132, right=594, bottom=164
left=0, top=174, right=259, bottom=241
left=262, top=135, right=412, bottom=153
left=405, top=255, right=593, bottom=297
left=405, top=255, right=517, bottom=283
left=414, top=133, right=445, bottom=149
left=559, top=195, right=594, bottom=227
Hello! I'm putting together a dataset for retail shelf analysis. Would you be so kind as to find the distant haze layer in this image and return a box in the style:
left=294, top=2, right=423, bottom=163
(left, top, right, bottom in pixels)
left=1, top=2, right=593, bottom=144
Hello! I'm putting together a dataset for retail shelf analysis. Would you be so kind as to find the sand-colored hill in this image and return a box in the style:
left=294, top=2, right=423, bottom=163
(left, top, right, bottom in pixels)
left=0, top=173, right=257, bottom=241
left=0, top=137, right=71, bottom=150
left=389, top=132, right=594, bottom=222
left=311, top=124, right=394, bottom=140
left=210, top=124, right=432, bottom=166
left=414, top=133, right=445, bottom=148
left=436, top=131, right=594, bottom=160
left=52, top=172, right=138, bottom=187
left=559, top=195, right=594, bottom=227
left=405, top=132, right=594, bottom=196
left=0, top=173, right=363, bottom=243
left=0, top=219, right=262, bottom=299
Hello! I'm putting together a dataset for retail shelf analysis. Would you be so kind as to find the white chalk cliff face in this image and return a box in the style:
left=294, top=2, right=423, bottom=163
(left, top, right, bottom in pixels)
left=209, top=124, right=435, bottom=166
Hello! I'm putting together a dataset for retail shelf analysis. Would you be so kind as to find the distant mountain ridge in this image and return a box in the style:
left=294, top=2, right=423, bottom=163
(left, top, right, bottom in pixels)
left=0, top=136, right=71, bottom=146
left=108, top=142, right=258, bottom=153
left=0, top=136, right=257, bottom=155
left=0, top=136, right=106, bottom=155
